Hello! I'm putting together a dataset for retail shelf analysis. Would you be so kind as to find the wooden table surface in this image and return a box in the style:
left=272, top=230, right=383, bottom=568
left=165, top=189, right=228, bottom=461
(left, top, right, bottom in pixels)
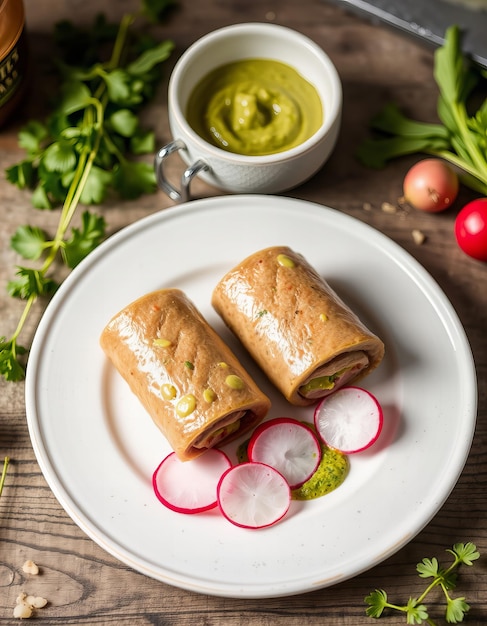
left=1, top=0, right=486, bottom=624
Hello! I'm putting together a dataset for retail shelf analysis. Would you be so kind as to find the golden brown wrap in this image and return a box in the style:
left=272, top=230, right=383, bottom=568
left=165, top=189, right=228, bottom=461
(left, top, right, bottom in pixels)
left=100, top=289, right=270, bottom=461
left=212, top=246, right=384, bottom=406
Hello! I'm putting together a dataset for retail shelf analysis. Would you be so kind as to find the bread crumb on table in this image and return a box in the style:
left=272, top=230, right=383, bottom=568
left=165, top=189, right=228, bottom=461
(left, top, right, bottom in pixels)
left=412, top=229, right=426, bottom=245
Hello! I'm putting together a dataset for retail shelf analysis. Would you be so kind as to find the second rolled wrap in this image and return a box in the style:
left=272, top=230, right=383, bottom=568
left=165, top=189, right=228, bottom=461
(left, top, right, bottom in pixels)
left=212, top=246, right=385, bottom=406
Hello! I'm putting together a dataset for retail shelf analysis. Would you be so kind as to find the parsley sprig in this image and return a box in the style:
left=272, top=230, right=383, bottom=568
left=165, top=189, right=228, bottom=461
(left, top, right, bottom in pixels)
left=1, top=1, right=175, bottom=381
left=365, top=542, right=480, bottom=624
left=357, top=26, right=487, bottom=195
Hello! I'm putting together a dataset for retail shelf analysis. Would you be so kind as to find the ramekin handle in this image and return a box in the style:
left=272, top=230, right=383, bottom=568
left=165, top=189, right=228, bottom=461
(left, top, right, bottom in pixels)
left=154, top=139, right=210, bottom=203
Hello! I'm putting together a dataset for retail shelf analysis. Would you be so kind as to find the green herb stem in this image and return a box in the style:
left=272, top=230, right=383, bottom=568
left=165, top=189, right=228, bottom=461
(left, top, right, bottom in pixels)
left=57, top=116, right=102, bottom=236
left=9, top=85, right=104, bottom=358
left=0, top=457, right=10, bottom=498
left=452, top=103, right=487, bottom=181
left=1, top=2, right=175, bottom=382
left=427, top=148, right=487, bottom=194
left=10, top=296, right=36, bottom=345
left=109, top=13, right=135, bottom=69
left=101, top=127, right=127, bottom=164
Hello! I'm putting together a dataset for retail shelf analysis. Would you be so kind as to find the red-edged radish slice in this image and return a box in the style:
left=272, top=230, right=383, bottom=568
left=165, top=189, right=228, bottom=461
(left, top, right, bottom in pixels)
left=314, top=386, right=383, bottom=454
left=248, top=417, right=322, bottom=489
left=153, top=449, right=232, bottom=514
left=217, top=462, right=291, bottom=529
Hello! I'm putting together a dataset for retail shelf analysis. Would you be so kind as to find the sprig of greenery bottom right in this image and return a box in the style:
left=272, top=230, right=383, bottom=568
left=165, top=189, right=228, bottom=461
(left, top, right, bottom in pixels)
left=365, top=542, right=480, bottom=624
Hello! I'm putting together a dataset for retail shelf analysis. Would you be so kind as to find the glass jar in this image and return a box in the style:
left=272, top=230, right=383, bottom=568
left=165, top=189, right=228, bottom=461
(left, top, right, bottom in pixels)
left=0, top=0, right=28, bottom=126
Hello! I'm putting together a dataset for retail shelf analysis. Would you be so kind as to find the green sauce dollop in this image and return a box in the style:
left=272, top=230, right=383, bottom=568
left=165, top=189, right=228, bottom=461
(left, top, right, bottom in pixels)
left=186, top=59, right=323, bottom=156
left=236, top=427, right=348, bottom=501
left=292, top=445, right=348, bottom=500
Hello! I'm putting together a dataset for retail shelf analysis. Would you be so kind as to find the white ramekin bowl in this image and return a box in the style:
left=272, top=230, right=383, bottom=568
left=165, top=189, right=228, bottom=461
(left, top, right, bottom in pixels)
left=155, top=23, right=342, bottom=202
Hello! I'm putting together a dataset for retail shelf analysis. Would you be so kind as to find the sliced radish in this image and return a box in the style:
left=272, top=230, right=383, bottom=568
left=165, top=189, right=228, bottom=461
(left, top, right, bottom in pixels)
left=153, top=449, right=232, bottom=514
left=248, top=417, right=322, bottom=489
left=314, top=386, right=383, bottom=454
left=217, top=462, right=291, bottom=529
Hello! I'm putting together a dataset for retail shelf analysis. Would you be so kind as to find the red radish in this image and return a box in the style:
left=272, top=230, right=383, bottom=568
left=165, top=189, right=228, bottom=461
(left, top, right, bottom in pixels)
left=314, top=386, right=383, bottom=454
left=403, top=158, right=459, bottom=212
left=153, top=449, right=232, bottom=514
left=248, top=417, right=322, bottom=489
left=217, top=462, right=291, bottom=529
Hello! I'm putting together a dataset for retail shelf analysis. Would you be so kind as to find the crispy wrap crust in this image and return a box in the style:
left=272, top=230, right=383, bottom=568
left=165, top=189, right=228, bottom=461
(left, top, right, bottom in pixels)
left=100, top=289, right=270, bottom=461
left=212, top=246, right=385, bottom=406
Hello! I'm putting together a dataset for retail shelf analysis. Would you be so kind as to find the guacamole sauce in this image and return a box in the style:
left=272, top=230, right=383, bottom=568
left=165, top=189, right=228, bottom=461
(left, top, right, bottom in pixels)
left=186, top=59, right=323, bottom=156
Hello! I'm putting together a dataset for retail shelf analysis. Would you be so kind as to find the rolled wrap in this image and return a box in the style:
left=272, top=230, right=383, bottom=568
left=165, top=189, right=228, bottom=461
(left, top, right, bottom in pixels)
left=100, top=289, right=271, bottom=461
left=212, top=246, right=385, bottom=406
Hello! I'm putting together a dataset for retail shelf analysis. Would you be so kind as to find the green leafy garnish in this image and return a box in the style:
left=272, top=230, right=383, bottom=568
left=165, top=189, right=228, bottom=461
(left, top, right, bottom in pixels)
left=365, top=542, right=480, bottom=624
left=357, top=26, right=487, bottom=195
left=0, top=0, right=175, bottom=382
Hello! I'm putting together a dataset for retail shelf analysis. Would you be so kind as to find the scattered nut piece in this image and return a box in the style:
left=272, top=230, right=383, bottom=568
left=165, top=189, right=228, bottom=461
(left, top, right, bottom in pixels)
left=22, top=560, right=39, bottom=575
left=412, top=229, right=426, bottom=245
left=26, top=595, right=48, bottom=609
left=14, top=563, right=48, bottom=619
left=362, top=201, right=372, bottom=211
left=13, top=602, right=33, bottom=619
left=381, top=201, right=397, bottom=214
left=13, top=591, right=48, bottom=619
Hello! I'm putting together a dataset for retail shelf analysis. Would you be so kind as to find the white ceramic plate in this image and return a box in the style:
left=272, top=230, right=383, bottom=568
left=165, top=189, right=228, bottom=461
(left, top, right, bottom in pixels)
left=25, top=195, right=477, bottom=599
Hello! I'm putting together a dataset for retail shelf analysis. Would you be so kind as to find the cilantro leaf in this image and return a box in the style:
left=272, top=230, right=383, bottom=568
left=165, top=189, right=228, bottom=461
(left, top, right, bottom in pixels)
left=58, top=80, right=94, bottom=115
left=5, top=160, right=36, bottom=190
left=10, top=225, right=49, bottom=260
left=18, top=120, right=49, bottom=155
left=448, top=542, right=480, bottom=566
left=113, top=160, right=156, bottom=198
left=130, top=129, right=155, bottom=155
left=32, top=162, right=66, bottom=204
left=0, top=338, right=27, bottom=381
left=365, top=543, right=480, bottom=623
left=31, top=183, right=53, bottom=210
left=446, top=597, right=470, bottom=623
left=62, top=211, right=106, bottom=268
left=42, top=139, right=77, bottom=173
left=109, top=108, right=139, bottom=137
left=104, top=69, right=142, bottom=106
left=79, top=165, right=112, bottom=205
left=2, top=3, right=175, bottom=382
left=417, top=556, right=440, bottom=579
left=7, top=268, right=58, bottom=299
left=404, top=598, right=428, bottom=624
left=365, top=589, right=388, bottom=618
left=127, top=40, right=174, bottom=75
